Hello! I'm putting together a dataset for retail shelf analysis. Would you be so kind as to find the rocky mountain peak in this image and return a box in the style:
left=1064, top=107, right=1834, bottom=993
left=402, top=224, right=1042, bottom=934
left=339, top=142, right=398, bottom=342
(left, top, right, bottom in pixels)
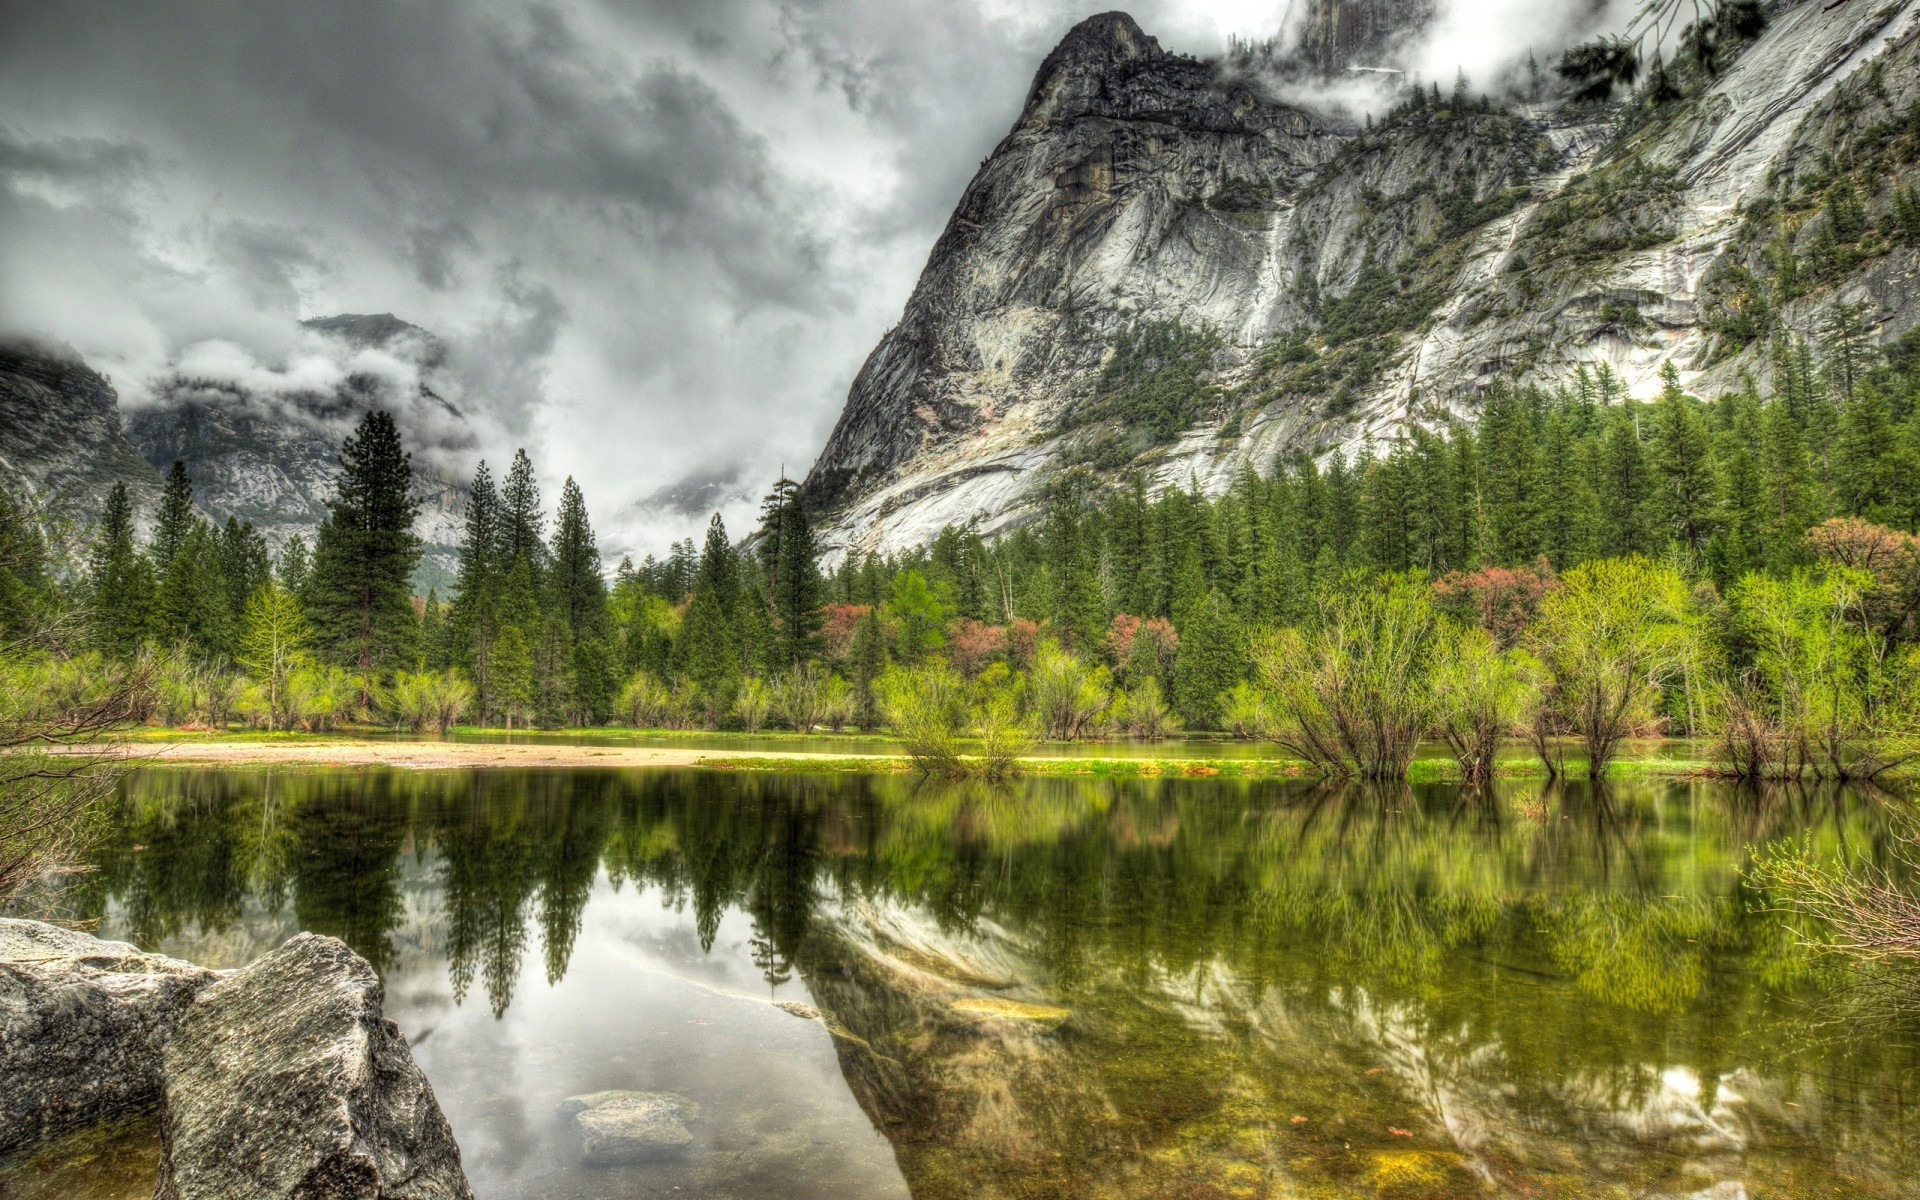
left=1019, top=12, right=1164, bottom=127
left=300, top=312, right=447, bottom=370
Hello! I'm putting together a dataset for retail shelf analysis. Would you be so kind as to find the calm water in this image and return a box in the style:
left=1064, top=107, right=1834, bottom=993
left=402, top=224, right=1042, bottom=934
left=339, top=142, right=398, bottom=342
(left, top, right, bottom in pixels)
left=6, top=768, right=1920, bottom=1199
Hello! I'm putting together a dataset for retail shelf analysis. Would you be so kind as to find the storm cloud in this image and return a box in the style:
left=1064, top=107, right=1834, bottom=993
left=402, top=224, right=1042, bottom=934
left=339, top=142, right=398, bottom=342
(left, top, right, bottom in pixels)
left=0, top=0, right=1623, bottom=555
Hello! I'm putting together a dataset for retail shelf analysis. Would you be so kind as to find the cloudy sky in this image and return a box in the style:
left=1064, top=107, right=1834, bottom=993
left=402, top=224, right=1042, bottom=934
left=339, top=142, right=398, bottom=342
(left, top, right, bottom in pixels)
left=0, top=0, right=1623, bottom=554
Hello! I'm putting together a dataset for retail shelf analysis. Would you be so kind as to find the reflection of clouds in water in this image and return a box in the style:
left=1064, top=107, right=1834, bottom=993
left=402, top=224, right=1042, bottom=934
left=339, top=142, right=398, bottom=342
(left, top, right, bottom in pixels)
left=66, top=770, right=1920, bottom=1197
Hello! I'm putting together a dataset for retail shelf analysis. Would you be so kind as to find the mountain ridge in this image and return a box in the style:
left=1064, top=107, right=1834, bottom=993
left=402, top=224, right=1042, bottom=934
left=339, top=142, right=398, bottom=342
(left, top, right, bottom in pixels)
left=804, top=0, right=1920, bottom=560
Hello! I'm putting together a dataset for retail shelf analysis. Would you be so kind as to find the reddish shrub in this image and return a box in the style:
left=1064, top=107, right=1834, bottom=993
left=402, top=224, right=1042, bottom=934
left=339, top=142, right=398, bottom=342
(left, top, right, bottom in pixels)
left=1807, top=517, right=1920, bottom=640
left=1006, top=618, right=1041, bottom=671
left=947, top=618, right=1008, bottom=676
left=822, top=604, right=869, bottom=665
left=1432, top=558, right=1560, bottom=647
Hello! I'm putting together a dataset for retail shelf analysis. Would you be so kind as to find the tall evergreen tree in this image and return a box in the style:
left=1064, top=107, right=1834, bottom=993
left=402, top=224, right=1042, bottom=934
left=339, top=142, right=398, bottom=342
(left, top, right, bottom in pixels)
left=307, top=410, right=423, bottom=675
left=1479, top=386, right=1543, bottom=562
left=1648, top=372, right=1717, bottom=559
left=501, top=449, right=544, bottom=568
left=87, top=483, right=152, bottom=658
left=695, top=514, right=739, bottom=619
left=0, top=483, right=53, bottom=644
left=757, top=478, right=823, bottom=669
left=152, top=459, right=196, bottom=569
left=153, top=521, right=232, bottom=658
left=1595, top=405, right=1655, bottom=557
left=550, top=477, right=612, bottom=722
left=1172, top=589, right=1243, bottom=729
left=217, top=517, right=272, bottom=623
left=450, top=461, right=502, bottom=710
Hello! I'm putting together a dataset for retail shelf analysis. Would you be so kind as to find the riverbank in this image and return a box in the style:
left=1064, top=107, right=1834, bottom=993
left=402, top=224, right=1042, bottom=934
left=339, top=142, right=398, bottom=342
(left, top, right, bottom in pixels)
left=84, top=734, right=1731, bottom=780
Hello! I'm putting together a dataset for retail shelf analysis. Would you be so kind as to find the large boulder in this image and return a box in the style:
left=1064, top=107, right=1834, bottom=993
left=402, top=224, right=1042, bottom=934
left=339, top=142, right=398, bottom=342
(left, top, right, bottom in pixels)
left=0, top=919, right=219, bottom=1155
left=153, top=932, right=473, bottom=1200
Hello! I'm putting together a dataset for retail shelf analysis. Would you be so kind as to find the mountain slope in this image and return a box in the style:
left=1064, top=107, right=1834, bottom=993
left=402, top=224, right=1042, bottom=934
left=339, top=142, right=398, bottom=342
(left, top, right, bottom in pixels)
left=0, top=316, right=471, bottom=586
left=0, top=341, right=165, bottom=522
left=806, top=0, right=1920, bottom=558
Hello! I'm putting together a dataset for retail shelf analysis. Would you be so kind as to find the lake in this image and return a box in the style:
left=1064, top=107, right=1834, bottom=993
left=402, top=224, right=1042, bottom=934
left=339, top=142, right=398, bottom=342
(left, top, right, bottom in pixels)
left=5, top=767, right=1918, bottom=1199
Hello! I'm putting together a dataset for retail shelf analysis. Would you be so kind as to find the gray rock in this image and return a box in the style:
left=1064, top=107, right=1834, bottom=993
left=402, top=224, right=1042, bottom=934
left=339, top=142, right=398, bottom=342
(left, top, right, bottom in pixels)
left=153, top=932, right=473, bottom=1200
left=0, top=919, right=218, bottom=1155
left=561, top=1090, right=700, bottom=1166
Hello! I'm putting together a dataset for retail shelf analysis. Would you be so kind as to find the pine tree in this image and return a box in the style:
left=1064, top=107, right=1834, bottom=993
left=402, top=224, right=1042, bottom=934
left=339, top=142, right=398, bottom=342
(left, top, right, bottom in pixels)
left=1648, top=370, right=1717, bottom=558
left=152, top=459, right=196, bottom=569
left=1479, top=386, right=1543, bottom=563
left=695, top=514, right=739, bottom=619
left=450, top=461, right=502, bottom=710
left=501, top=449, right=544, bottom=569
left=153, top=520, right=232, bottom=658
left=275, top=534, right=312, bottom=598
left=1595, top=405, right=1655, bottom=557
left=1835, top=383, right=1898, bottom=522
left=218, top=517, right=271, bottom=624
left=87, top=482, right=152, bottom=658
left=307, top=410, right=423, bottom=677
left=850, top=606, right=888, bottom=729
left=420, top=587, right=450, bottom=671
left=1172, top=589, right=1243, bottom=730
left=1758, top=399, right=1816, bottom=573
left=0, top=483, right=53, bottom=644
left=678, top=586, right=737, bottom=712
left=758, top=478, right=824, bottom=669
left=491, top=624, right=535, bottom=730
left=550, top=478, right=612, bottom=722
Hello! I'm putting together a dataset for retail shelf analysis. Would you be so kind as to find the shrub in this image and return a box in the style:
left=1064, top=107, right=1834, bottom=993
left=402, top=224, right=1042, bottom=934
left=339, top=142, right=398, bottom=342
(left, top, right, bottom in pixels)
left=1030, top=640, right=1111, bottom=739
left=1530, top=556, right=1694, bottom=778
left=1429, top=626, right=1536, bottom=784
left=774, top=663, right=834, bottom=733
left=387, top=670, right=474, bottom=734
left=617, top=670, right=675, bottom=728
left=1254, top=575, right=1440, bottom=780
left=1112, top=676, right=1178, bottom=739
left=736, top=676, right=772, bottom=734
left=876, top=661, right=968, bottom=776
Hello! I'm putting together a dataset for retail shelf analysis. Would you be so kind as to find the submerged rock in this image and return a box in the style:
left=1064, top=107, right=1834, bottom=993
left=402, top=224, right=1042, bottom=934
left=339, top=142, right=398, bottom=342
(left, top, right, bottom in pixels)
left=949, top=996, right=1071, bottom=1028
left=153, top=932, right=472, bottom=1200
left=0, top=919, right=218, bottom=1155
left=774, top=999, right=821, bottom=1020
left=560, top=1091, right=700, bottom=1165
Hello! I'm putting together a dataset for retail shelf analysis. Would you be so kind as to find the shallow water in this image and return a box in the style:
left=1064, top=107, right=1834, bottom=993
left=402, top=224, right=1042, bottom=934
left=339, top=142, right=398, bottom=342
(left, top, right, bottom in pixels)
left=355, top=727, right=1715, bottom=762
left=9, top=769, right=1920, bottom=1199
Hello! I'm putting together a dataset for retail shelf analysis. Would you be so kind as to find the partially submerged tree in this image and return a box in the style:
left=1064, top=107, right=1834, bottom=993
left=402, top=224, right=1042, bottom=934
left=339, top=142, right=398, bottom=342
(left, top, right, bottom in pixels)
left=1530, top=556, right=1694, bottom=778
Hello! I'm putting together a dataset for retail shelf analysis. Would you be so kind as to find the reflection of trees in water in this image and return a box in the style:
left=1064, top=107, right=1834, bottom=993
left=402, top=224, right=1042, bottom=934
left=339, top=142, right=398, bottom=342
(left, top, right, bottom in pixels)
left=84, top=770, right=1906, bottom=1033
left=76, top=768, right=1920, bottom=1194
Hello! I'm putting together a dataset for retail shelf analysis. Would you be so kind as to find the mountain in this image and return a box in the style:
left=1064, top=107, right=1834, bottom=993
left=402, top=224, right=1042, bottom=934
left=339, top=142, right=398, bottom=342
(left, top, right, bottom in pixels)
left=122, top=313, right=471, bottom=587
left=0, top=315, right=472, bottom=588
left=0, top=340, right=165, bottom=525
left=805, top=1, right=1920, bottom=558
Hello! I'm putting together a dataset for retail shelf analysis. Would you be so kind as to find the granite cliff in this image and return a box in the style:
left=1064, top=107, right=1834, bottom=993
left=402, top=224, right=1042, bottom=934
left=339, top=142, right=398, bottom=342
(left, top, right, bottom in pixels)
left=0, top=316, right=470, bottom=585
left=806, top=1, right=1920, bottom=558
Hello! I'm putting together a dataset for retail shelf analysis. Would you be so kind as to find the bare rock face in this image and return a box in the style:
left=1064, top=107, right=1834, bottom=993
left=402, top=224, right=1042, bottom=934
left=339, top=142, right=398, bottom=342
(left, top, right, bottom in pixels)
left=153, top=932, right=473, bottom=1200
left=805, top=1, right=1920, bottom=561
left=0, top=920, right=219, bottom=1156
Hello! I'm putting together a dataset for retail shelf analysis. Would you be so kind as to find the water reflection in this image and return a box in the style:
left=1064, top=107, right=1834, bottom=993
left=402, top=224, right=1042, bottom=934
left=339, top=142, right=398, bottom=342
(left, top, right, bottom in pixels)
left=41, top=770, right=1920, bottom=1198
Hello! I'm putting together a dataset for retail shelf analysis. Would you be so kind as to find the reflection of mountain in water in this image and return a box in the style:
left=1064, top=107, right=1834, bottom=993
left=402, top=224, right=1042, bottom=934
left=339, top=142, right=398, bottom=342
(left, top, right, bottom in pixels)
left=65, top=771, right=1920, bottom=1197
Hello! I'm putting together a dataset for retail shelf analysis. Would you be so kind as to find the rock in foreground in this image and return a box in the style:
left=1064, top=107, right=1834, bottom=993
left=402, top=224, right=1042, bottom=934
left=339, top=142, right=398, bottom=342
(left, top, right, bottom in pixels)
left=0, top=919, right=218, bottom=1155
left=559, top=1090, right=700, bottom=1165
left=154, top=932, right=473, bottom=1200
